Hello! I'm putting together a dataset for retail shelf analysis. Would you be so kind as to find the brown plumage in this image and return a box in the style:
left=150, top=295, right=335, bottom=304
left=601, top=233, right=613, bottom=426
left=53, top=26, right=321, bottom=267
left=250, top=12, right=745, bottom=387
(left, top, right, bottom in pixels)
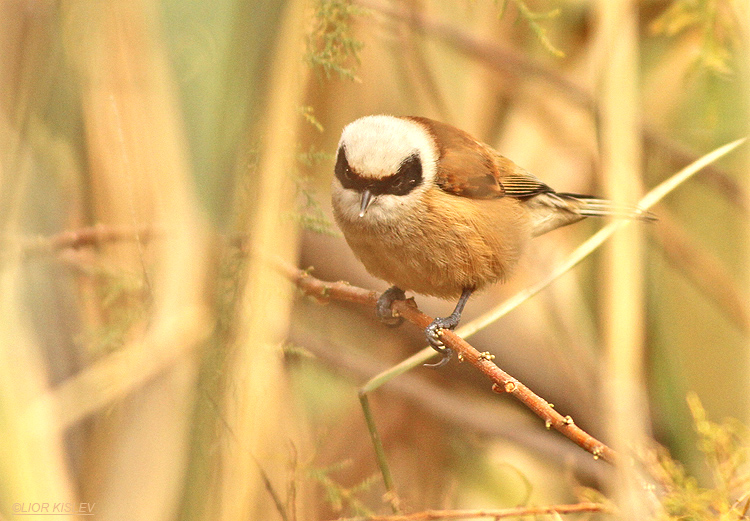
left=331, top=115, right=651, bottom=366
left=338, top=187, right=528, bottom=298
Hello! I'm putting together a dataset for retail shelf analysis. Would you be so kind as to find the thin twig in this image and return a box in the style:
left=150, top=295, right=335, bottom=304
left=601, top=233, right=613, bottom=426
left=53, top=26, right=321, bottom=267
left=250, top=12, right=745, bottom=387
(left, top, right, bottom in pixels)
left=16, top=224, right=156, bottom=257
left=255, top=456, right=290, bottom=521
left=359, top=393, right=400, bottom=513
left=290, top=332, right=609, bottom=484
left=110, top=94, right=154, bottom=298
left=322, top=501, right=614, bottom=520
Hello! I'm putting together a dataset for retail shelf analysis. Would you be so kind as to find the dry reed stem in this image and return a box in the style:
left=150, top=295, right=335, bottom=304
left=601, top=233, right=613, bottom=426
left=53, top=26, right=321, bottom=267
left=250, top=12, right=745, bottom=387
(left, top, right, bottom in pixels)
left=17, top=224, right=157, bottom=256
left=736, top=2, right=750, bottom=428
left=0, top=2, right=78, bottom=507
left=595, top=0, right=650, bottom=516
left=52, top=1, right=212, bottom=519
left=213, top=0, right=310, bottom=519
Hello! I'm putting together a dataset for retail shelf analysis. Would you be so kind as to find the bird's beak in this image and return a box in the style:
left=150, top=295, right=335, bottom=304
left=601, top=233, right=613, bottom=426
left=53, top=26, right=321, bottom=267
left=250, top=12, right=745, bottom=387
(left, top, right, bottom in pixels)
left=358, top=189, right=373, bottom=218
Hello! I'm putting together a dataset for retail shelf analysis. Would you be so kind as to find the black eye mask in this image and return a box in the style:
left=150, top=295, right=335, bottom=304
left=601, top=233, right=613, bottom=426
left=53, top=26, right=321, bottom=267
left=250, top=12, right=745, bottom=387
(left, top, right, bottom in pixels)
left=335, top=146, right=423, bottom=196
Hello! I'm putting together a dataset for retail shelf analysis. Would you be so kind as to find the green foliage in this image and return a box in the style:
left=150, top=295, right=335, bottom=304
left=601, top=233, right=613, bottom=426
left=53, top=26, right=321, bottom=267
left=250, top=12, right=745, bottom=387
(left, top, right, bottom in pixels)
left=282, top=342, right=316, bottom=360
left=649, top=393, right=750, bottom=520
left=297, top=143, right=333, bottom=168
left=79, top=270, right=149, bottom=357
left=650, top=0, right=738, bottom=77
left=291, top=211, right=341, bottom=236
left=498, top=0, right=565, bottom=57
left=256, top=445, right=381, bottom=519
left=290, top=146, right=341, bottom=237
left=308, top=460, right=380, bottom=517
left=306, top=0, right=366, bottom=81
left=299, top=105, right=325, bottom=133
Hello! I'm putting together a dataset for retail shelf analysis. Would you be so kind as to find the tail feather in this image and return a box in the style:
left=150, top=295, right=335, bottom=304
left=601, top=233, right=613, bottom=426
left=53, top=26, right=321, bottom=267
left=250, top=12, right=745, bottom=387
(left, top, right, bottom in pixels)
left=528, top=192, right=655, bottom=237
left=556, top=193, right=657, bottom=221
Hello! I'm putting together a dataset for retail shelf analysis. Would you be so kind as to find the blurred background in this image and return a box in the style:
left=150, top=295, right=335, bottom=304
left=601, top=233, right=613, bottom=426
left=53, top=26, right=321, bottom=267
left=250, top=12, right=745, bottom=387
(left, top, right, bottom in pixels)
left=1, top=0, right=749, bottom=520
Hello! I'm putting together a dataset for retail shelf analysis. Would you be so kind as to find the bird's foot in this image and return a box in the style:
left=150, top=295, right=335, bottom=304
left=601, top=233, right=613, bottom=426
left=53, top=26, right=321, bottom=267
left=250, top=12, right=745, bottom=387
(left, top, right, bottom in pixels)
left=376, top=286, right=406, bottom=327
left=424, top=315, right=461, bottom=368
left=422, top=288, right=473, bottom=369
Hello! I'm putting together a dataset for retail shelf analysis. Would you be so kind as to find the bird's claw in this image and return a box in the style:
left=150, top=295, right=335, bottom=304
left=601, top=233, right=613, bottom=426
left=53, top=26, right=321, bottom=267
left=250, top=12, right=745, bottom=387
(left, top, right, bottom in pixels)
left=424, top=318, right=455, bottom=368
left=376, top=286, right=406, bottom=327
left=425, top=321, right=445, bottom=346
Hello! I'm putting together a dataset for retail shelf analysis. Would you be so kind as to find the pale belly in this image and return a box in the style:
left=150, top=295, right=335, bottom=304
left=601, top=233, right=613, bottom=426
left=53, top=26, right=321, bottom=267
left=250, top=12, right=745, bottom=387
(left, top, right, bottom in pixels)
left=333, top=197, right=529, bottom=299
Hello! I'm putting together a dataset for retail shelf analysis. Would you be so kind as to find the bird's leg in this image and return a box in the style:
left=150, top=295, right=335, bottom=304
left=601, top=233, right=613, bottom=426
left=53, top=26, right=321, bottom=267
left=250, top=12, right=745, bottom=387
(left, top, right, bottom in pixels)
left=376, top=286, right=406, bottom=327
left=424, top=288, right=474, bottom=368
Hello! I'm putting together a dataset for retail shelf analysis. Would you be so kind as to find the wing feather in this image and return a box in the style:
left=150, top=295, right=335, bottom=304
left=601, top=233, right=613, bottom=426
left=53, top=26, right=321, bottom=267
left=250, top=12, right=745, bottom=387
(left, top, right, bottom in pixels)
left=411, top=117, right=551, bottom=200
left=493, top=154, right=553, bottom=198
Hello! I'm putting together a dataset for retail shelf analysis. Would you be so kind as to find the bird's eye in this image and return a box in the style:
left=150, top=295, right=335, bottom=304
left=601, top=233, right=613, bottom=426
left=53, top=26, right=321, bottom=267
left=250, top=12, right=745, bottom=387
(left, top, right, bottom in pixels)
left=335, top=146, right=357, bottom=188
left=389, top=154, right=422, bottom=196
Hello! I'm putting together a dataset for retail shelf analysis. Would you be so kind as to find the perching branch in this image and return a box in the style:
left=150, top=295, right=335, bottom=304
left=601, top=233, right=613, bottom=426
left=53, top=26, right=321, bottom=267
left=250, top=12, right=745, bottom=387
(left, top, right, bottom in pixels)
left=282, top=264, right=617, bottom=464
left=291, top=332, right=610, bottom=483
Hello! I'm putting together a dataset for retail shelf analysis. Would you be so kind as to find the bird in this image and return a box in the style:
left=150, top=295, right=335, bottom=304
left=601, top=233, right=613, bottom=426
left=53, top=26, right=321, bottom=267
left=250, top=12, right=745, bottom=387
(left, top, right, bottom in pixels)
left=331, top=115, right=652, bottom=368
